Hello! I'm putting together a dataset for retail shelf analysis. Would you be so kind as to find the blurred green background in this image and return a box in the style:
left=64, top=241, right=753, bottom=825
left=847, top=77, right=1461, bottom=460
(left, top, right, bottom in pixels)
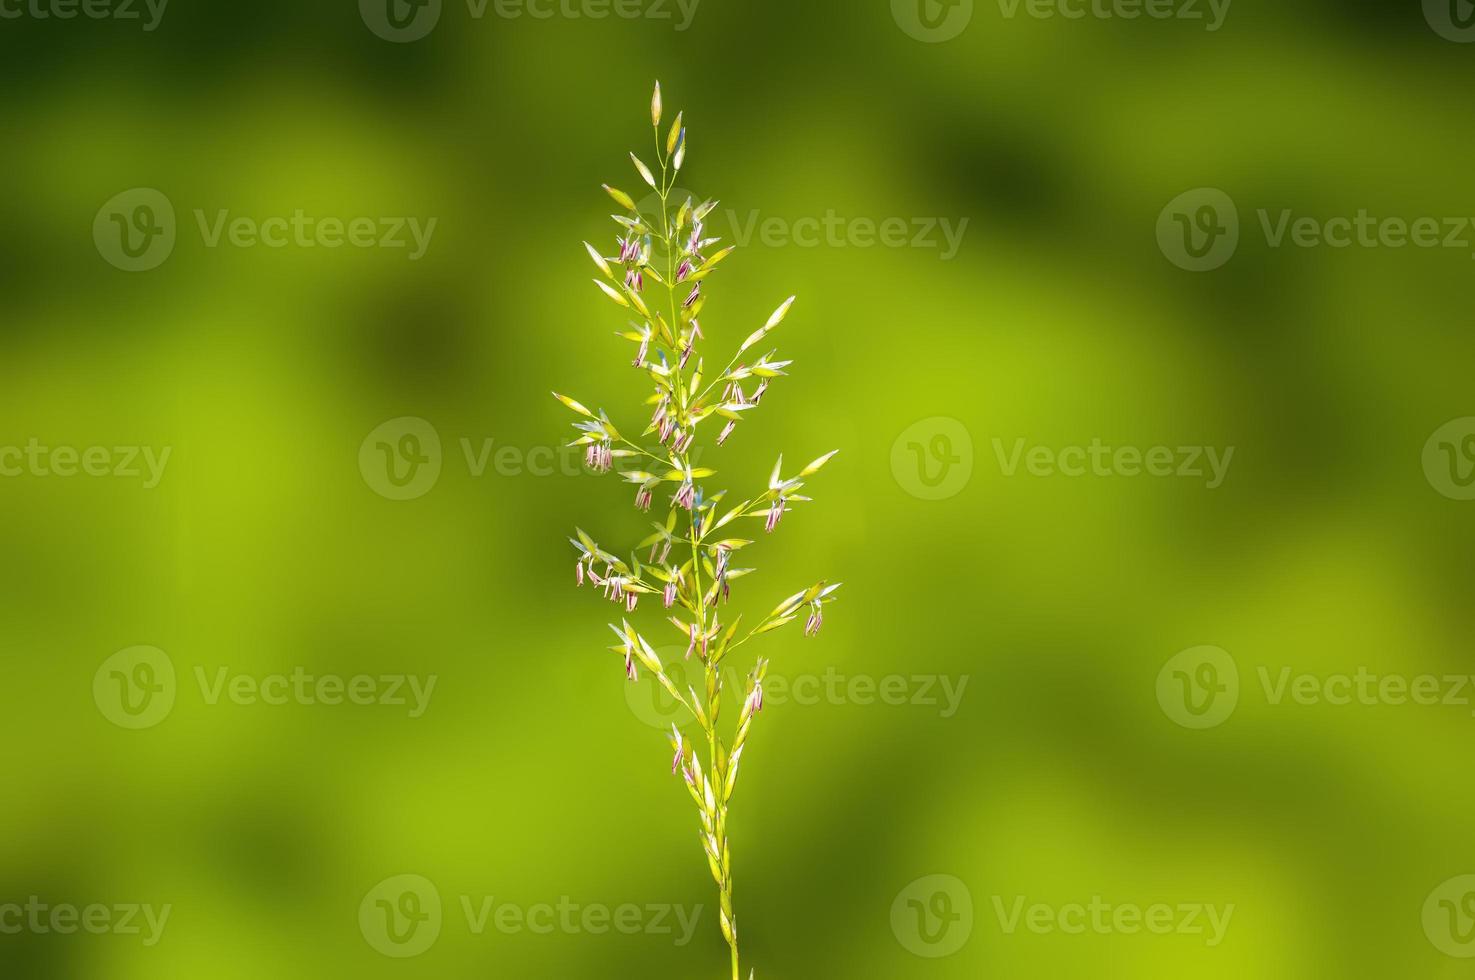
left=4, top=0, right=1475, bottom=976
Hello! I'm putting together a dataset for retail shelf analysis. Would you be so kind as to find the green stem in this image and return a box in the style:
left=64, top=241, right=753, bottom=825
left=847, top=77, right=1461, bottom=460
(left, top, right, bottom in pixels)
left=652, top=119, right=742, bottom=980
left=614, top=436, right=668, bottom=466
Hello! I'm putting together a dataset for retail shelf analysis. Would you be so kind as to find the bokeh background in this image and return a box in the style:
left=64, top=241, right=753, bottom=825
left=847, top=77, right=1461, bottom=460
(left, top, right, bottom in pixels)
left=4, top=0, right=1475, bottom=976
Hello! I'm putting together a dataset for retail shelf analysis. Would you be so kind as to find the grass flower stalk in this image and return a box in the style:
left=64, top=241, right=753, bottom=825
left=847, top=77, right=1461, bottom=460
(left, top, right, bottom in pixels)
left=554, top=83, right=842, bottom=980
